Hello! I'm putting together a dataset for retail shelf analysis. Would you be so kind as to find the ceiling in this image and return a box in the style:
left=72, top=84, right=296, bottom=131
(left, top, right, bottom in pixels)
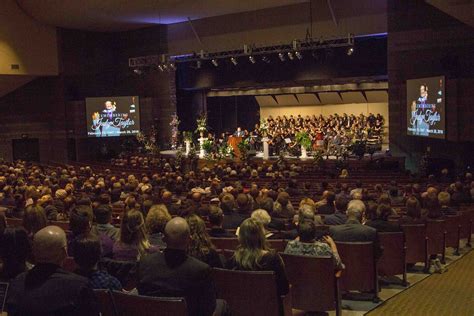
left=16, top=0, right=309, bottom=32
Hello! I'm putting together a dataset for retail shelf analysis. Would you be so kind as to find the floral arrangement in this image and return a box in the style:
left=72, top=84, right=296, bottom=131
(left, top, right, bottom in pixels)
left=136, top=126, right=159, bottom=155
left=259, top=118, right=269, bottom=135
left=169, top=113, right=180, bottom=149
left=195, top=113, right=207, bottom=135
left=295, top=131, right=312, bottom=150
left=183, top=131, right=193, bottom=142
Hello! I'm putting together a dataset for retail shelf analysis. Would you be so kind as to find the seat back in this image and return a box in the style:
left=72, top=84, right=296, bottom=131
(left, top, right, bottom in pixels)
left=335, top=242, right=378, bottom=294
left=401, top=224, right=427, bottom=264
left=377, top=232, right=406, bottom=281
left=268, top=239, right=287, bottom=252
left=280, top=254, right=340, bottom=313
left=212, top=268, right=280, bottom=316
left=459, top=210, right=473, bottom=241
left=444, top=215, right=461, bottom=249
left=62, top=256, right=78, bottom=272
left=426, top=220, right=446, bottom=256
left=94, top=289, right=187, bottom=316
left=210, top=237, right=239, bottom=250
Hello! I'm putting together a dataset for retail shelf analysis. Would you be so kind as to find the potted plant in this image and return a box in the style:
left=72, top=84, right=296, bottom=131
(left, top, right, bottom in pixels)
left=201, top=139, right=214, bottom=159
left=195, top=114, right=207, bottom=138
left=295, top=131, right=312, bottom=159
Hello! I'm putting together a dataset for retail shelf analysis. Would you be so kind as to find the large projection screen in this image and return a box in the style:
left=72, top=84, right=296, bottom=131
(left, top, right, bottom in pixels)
left=86, top=96, right=140, bottom=137
left=406, top=76, right=445, bottom=139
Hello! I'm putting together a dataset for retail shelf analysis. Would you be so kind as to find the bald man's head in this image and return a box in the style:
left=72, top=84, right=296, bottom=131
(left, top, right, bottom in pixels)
left=33, top=225, right=67, bottom=265
left=164, top=217, right=190, bottom=250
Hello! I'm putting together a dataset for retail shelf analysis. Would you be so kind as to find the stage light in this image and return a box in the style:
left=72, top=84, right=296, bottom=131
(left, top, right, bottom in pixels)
left=211, top=59, right=219, bottom=67
left=287, top=52, right=294, bottom=60
left=278, top=52, right=286, bottom=62
left=169, top=62, right=176, bottom=70
left=157, top=65, right=164, bottom=72
left=162, top=64, right=168, bottom=70
left=230, top=57, right=238, bottom=66
left=249, top=55, right=256, bottom=64
left=295, top=51, right=303, bottom=60
left=347, top=47, right=354, bottom=56
left=133, top=68, right=142, bottom=75
left=262, top=56, right=271, bottom=64
left=196, top=60, right=202, bottom=69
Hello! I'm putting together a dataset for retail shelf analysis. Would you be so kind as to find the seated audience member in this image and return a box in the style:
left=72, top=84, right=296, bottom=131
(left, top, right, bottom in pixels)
left=72, top=233, right=122, bottom=290
left=6, top=226, right=97, bottom=316
left=226, top=218, right=289, bottom=296
left=438, top=191, right=457, bottom=216
left=186, top=214, right=223, bottom=268
left=273, top=192, right=295, bottom=219
left=93, top=204, right=120, bottom=241
left=339, top=169, right=349, bottom=179
left=400, top=197, right=424, bottom=224
left=424, top=193, right=443, bottom=219
left=23, top=204, right=48, bottom=239
left=350, top=181, right=363, bottom=198
left=366, top=204, right=401, bottom=232
left=208, top=205, right=234, bottom=238
left=113, top=209, right=157, bottom=261
left=137, top=217, right=218, bottom=316
left=330, top=200, right=382, bottom=258
left=145, top=204, right=172, bottom=249
left=324, top=196, right=349, bottom=225
left=69, top=205, right=113, bottom=258
left=221, top=193, right=247, bottom=229
left=317, top=191, right=336, bottom=215
left=284, top=220, right=343, bottom=270
left=250, top=209, right=283, bottom=239
left=0, top=227, right=31, bottom=280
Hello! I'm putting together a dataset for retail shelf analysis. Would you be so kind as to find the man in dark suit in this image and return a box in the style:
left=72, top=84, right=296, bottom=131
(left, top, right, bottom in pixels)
left=330, top=200, right=383, bottom=258
left=137, top=217, right=217, bottom=316
left=6, top=226, right=97, bottom=316
left=221, top=193, right=247, bottom=229
left=317, top=191, right=336, bottom=215
left=208, top=205, right=234, bottom=238
left=324, top=196, right=348, bottom=225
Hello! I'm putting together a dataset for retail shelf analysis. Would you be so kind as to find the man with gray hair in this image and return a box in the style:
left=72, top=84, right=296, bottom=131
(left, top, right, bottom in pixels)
left=329, top=200, right=382, bottom=258
left=6, top=226, right=97, bottom=315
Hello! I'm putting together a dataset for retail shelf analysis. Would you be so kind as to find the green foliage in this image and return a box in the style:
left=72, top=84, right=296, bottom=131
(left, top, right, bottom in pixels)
left=201, top=139, right=213, bottom=153
left=183, top=131, right=193, bottom=142
left=237, top=138, right=251, bottom=162
left=295, top=131, right=312, bottom=150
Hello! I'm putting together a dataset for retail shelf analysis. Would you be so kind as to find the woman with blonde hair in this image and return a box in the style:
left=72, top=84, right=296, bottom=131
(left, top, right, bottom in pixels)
left=112, top=209, right=157, bottom=261
left=145, top=205, right=172, bottom=249
left=226, top=218, right=289, bottom=296
left=186, top=214, right=223, bottom=268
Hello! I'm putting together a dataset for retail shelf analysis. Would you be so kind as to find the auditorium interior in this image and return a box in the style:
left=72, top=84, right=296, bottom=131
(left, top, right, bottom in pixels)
left=0, top=0, right=473, bottom=315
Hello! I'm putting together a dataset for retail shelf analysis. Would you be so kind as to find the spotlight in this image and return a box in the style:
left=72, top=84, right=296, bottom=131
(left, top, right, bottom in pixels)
left=169, top=62, right=176, bottom=70
left=211, top=59, right=219, bottom=67
left=249, top=55, right=256, bottom=64
left=162, top=64, right=168, bottom=70
left=157, top=65, right=164, bottom=72
left=287, top=52, right=294, bottom=60
left=230, top=57, right=238, bottom=66
left=196, top=60, right=202, bottom=69
left=295, top=51, right=303, bottom=60
left=347, top=47, right=354, bottom=56
left=278, top=52, right=286, bottom=62
left=261, top=56, right=271, bottom=64
left=133, top=68, right=142, bottom=75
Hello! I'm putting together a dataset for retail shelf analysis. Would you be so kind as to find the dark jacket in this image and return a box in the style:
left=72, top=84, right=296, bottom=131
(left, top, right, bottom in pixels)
left=366, top=219, right=401, bottom=232
left=330, top=219, right=383, bottom=259
left=324, top=212, right=347, bottom=225
left=209, top=227, right=234, bottom=238
left=137, top=248, right=216, bottom=316
left=318, top=203, right=335, bottom=215
left=222, top=212, right=248, bottom=230
left=6, top=263, right=97, bottom=316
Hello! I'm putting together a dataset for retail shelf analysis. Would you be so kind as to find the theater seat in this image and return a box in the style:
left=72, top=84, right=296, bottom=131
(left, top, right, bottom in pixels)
left=444, top=215, right=461, bottom=255
left=280, top=254, right=341, bottom=316
left=377, top=232, right=407, bottom=285
left=94, top=289, right=187, bottom=316
left=426, top=219, right=446, bottom=263
left=401, top=224, right=428, bottom=269
left=212, top=268, right=292, bottom=316
left=210, top=237, right=239, bottom=250
left=335, top=241, right=379, bottom=301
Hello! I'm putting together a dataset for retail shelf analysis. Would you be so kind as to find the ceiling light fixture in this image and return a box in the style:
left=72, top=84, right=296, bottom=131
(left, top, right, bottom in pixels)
left=347, top=47, right=354, bottom=56
left=295, top=51, right=303, bottom=60
left=249, top=56, right=256, bottom=64
left=278, top=52, right=286, bottom=62
left=211, top=59, right=219, bottom=67
left=230, top=57, right=238, bottom=66
left=287, top=52, right=294, bottom=60
left=262, top=56, right=271, bottom=64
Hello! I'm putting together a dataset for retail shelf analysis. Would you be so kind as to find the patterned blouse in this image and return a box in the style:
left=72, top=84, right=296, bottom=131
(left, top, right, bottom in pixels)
left=284, top=240, right=344, bottom=270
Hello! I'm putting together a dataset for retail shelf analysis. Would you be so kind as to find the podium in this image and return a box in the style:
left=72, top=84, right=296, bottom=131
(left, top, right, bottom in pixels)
left=228, top=136, right=242, bottom=159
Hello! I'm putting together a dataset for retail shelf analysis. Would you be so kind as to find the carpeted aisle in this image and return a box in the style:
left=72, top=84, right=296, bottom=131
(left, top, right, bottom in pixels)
left=367, top=250, right=474, bottom=316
